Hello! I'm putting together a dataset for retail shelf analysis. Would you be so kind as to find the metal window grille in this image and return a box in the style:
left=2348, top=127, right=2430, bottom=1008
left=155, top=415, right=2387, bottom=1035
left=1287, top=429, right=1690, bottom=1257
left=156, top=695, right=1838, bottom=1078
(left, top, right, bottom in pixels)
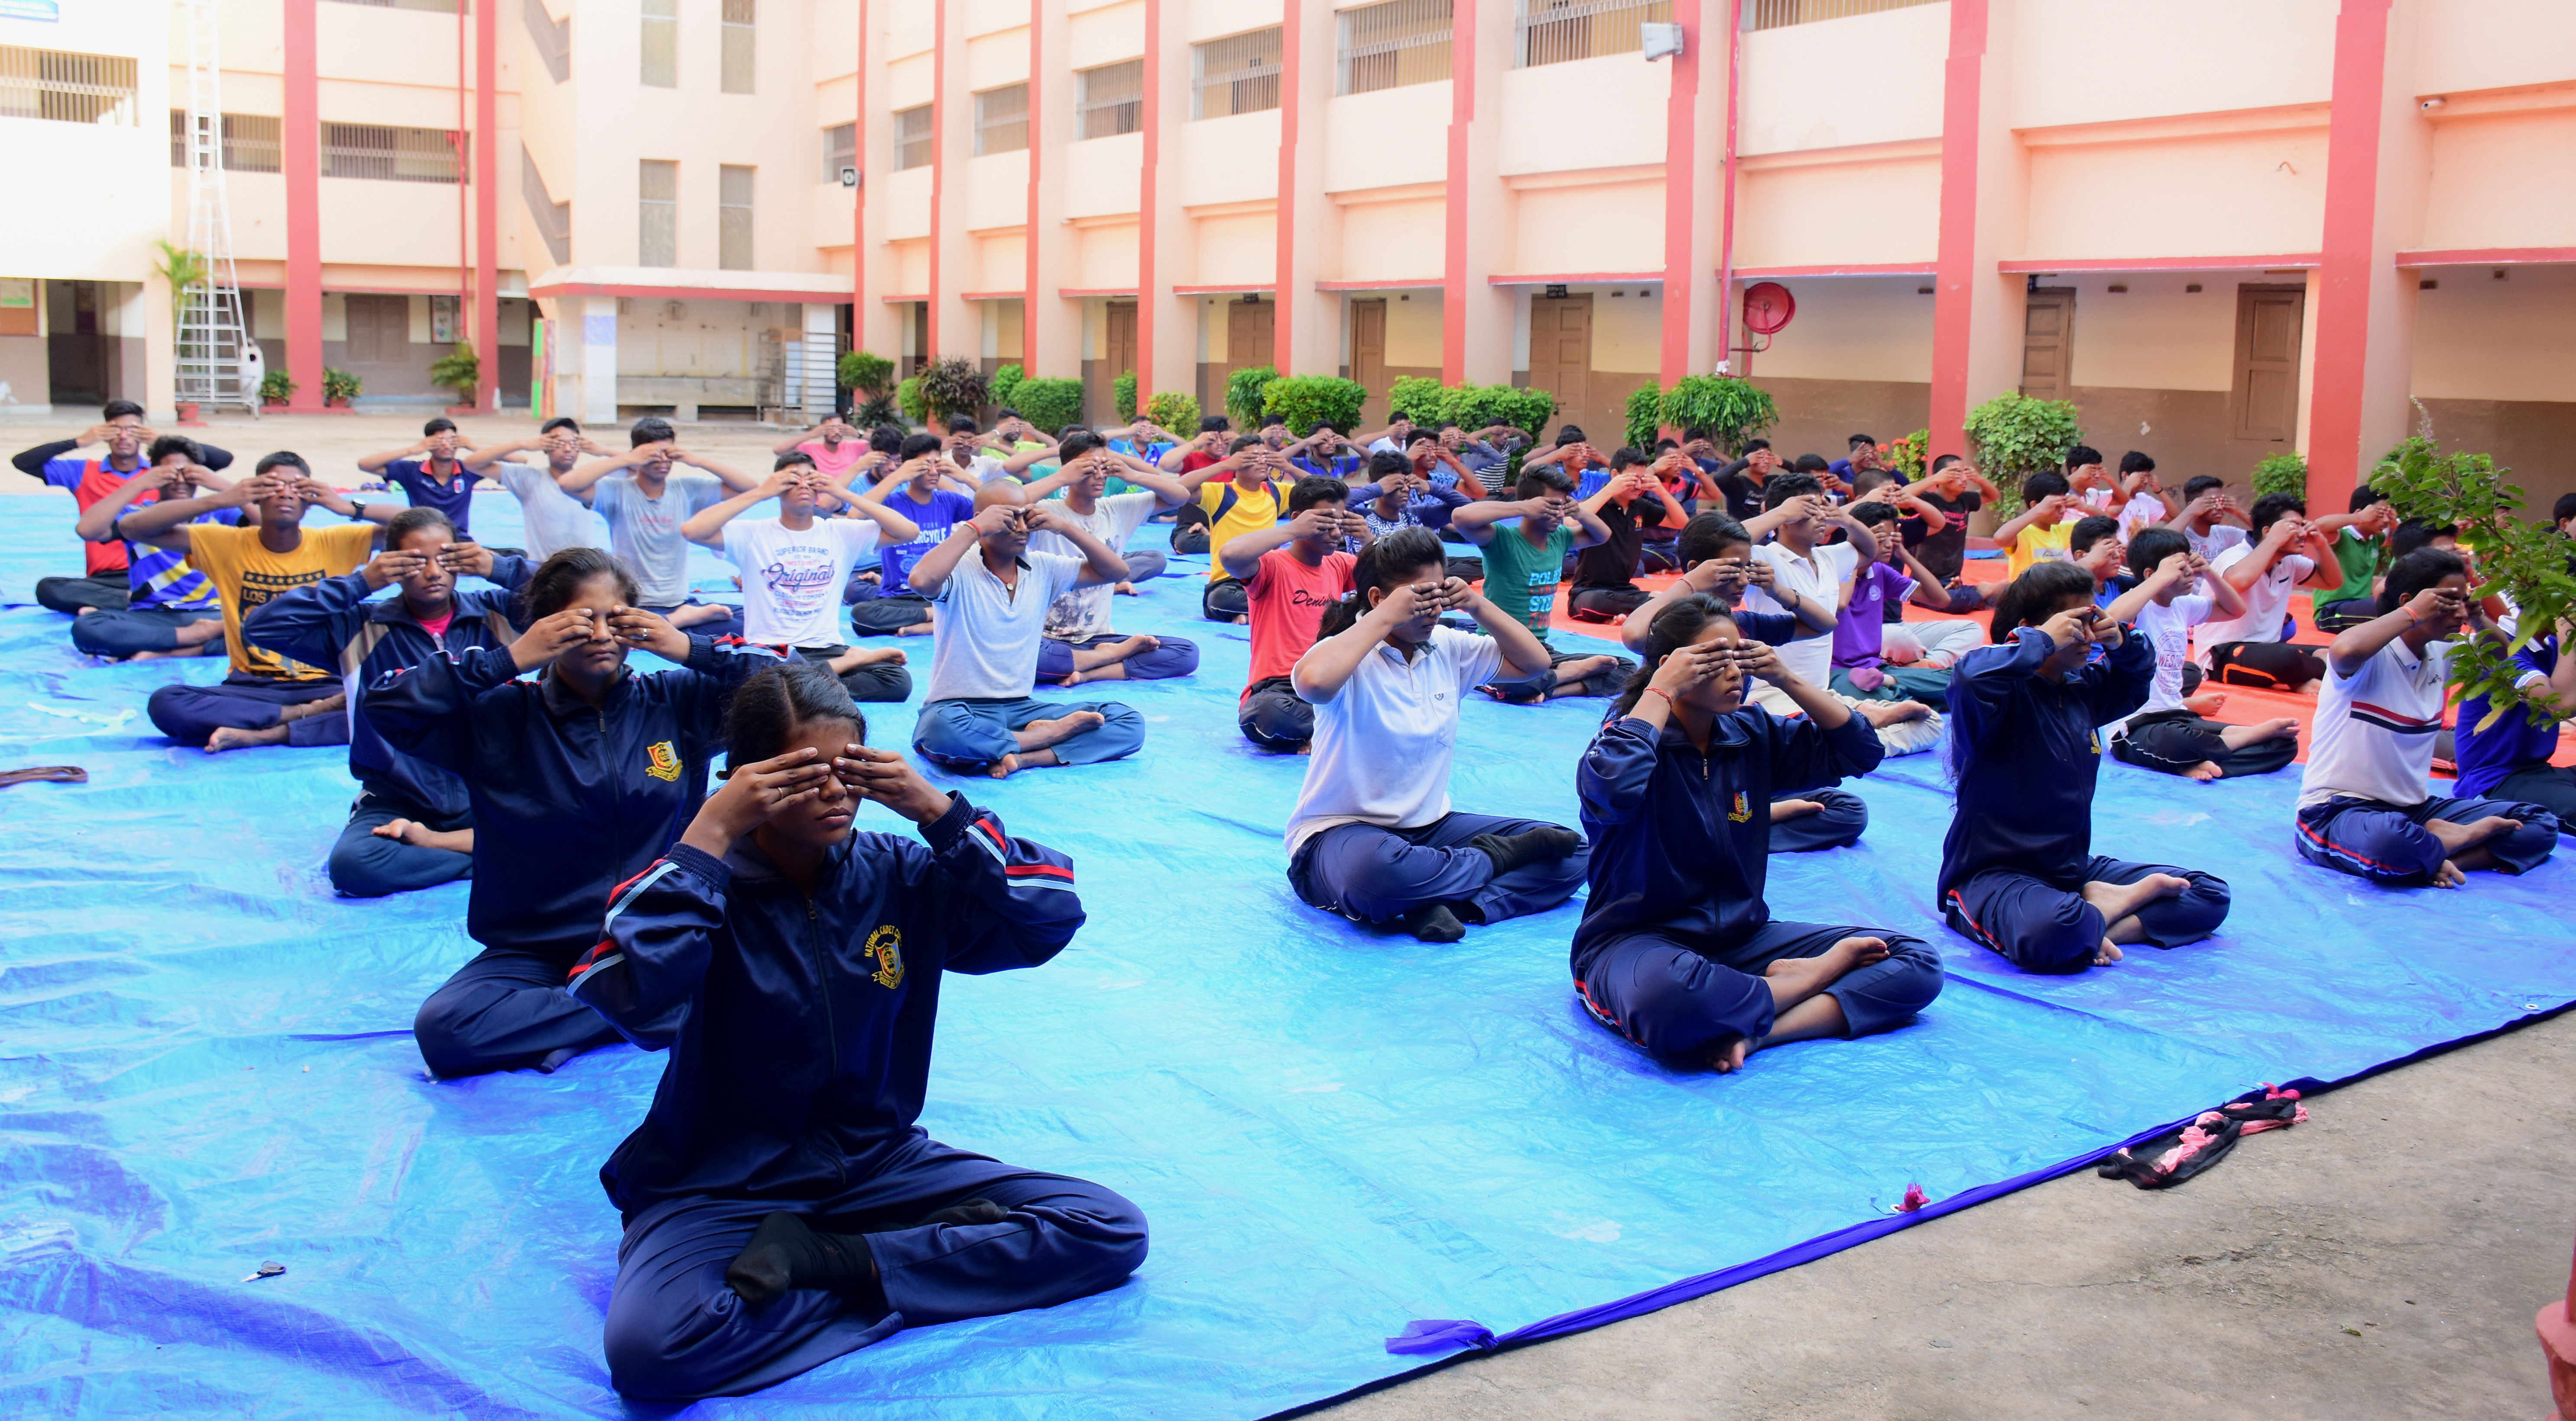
left=321, top=122, right=460, bottom=182
left=640, top=0, right=678, bottom=87
left=1512, top=0, right=1672, bottom=68
left=893, top=104, right=931, bottom=170
left=169, top=111, right=281, bottom=172
left=1746, top=0, right=1936, bottom=29
left=1192, top=28, right=1280, bottom=120
left=1074, top=59, right=1141, bottom=140
left=823, top=122, right=855, bottom=181
left=720, top=0, right=755, bottom=94
left=1337, top=0, right=1451, bottom=96
left=973, top=83, right=1027, bottom=156
left=524, top=142, right=570, bottom=267
left=525, top=0, right=569, bottom=83
left=639, top=159, right=678, bottom=267
left=0, top=46, right=138, bottom=126
left=718, top=165, right=754, bottom=270
left=324, top=0, right=460, bottom=12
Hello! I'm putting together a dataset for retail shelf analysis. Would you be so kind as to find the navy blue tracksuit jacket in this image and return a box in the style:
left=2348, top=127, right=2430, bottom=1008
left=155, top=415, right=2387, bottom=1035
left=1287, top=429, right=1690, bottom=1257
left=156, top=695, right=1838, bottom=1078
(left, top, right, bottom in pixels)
left=1573, top=706, right=1883, bottom=978
left=563, top=798, right=1084, bottom=1216
left=367, top=635, right=792, bottom=965
left=1938, top=626, right=2154, bottom=898
left=240, top=557, right=532, bottom=818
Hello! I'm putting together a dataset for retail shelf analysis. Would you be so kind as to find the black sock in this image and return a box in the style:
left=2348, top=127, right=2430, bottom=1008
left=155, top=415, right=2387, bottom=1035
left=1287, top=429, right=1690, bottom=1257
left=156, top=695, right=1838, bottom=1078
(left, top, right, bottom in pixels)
left=726, top=1212, right=885, bottom=1311
left=1470, top=826, right=1581, bottom=878
left=1404, top=902, right=1466, bottom=942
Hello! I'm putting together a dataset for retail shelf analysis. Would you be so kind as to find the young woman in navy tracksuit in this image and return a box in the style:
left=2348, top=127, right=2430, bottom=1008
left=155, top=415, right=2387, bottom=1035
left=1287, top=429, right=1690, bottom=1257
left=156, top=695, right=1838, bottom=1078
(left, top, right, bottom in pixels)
left=1939, top=562, right=2233, bottom=971
left=243, top=505, right=531, bottom=898
left=565, top=661, right=1146, bottom=1401
left=1574, top=592, right=1943, bottom=1071
left=367, top=547, right=790, bottom=1078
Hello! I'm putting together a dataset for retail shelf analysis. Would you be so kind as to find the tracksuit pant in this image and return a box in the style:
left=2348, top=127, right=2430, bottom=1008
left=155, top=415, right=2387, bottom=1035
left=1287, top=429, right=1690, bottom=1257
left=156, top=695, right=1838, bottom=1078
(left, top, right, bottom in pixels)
left=1114, top=548, right=1169, bottom=583
left=2482, top=764, right=2576, bottom=832
left=912, top=696, right=1145, bottom=770
left=793, top=644, right=913, bottom=702
left=646, top=601, right=742, bottom=643
left=35, top=573, right=128, bottom=615
left=847, top=590, right=934, bottom=636
left=1576, top=919, right=1944, bottom=1061
left=1035, top=632, right=1200, bottom=684
left=601, top=1135, right=1148, bottom=1401
left=414, top=942, right=625, bottom=1077
left=1203, top=577, right=1248, bottom=621
left=1288, top=810, right=1588, bottom=928
left=1769, top=787, right=1866, bottom=853
left=69, top=605, right=223, bottom=659
left=146, top=673, right=350, bottom=749
left=1567, top=584, right=1653, bottom=622
left=1830, top=664, right=1955, bottom=711
left=2111, top=709, right=2298, bottom=778
left=1479, top=648, right=1635, bottom=704
left=1239, top=676, right=1313, bottom=752
left=329, top=792, right=473, bottom=898
left=2205, top=639, right=2325, bottom=690
left=1943, top=857, right=2232, bottom=973
left=2294, top=793, right=2560, bottom=885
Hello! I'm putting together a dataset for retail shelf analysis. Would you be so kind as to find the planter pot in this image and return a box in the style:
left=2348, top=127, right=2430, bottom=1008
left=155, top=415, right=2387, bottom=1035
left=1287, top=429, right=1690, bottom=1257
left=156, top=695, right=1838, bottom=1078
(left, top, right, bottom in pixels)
left=262, top=399, right=289, bottom=411
left=174, top=401, right=202, bottom=424
left=326, top=396, right=352, bottom=409
left=445, top=405, right=477, bottom=416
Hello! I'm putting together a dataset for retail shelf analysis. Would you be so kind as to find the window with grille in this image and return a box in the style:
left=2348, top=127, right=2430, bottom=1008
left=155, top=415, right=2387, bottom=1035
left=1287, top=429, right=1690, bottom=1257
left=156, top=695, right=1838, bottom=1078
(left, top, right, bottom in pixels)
left=639, top=159, right=678, bottom=267
left=1513, top=0, right=1672, bottom=67
left=720, top=0, right=755, bottom=94
left=1192, top=28, right=1280, bottom=120
left=719, top=165, right=754, bottom=270
left=1337, top=0, right=1451, bottom=95
left=0, top=46, right=138, bottom=126
left=1745, top=0, right=1935, bottom=29
left=893, top=105, right=932, bottom=170
left=974, top=84, right=1027, bottom=156
left=823, top=122, right=855, bottom=181
left=641, top=0, right=678, bottom=87
left=1075, top=59, right=1142, bottom=140
left=169, top=111, right=282, bottom=172
left=321, top=122, right=460, bottom=182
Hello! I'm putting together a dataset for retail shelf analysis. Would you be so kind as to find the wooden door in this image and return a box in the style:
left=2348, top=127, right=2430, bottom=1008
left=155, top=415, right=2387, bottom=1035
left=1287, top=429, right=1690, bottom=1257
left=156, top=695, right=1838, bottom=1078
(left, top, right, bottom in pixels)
left=1105, top=302, right=1137, bottom=378
left=1527, top=294, right=1593, bottom=432
left=2019, top=289, right=2074, bottom=399
left=909, top=303, right=930, bottom=375
left=1350, top=299, right=1386, bottom=421
left=2231, top=285, right=2305, bottom=443
left=344, top=295, right=408, bottom=366
left=1226, top=299, right=1275, bottom=375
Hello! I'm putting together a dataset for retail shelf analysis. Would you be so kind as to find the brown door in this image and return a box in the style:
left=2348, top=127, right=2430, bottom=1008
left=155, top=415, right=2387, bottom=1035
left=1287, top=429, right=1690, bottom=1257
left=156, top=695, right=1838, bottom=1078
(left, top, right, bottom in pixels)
left=343, top=294, right=408, bottom=366
left=1226, top=298, right=1275, bottom=375
left=2231, top=285, right=2305, bottom=443
left=1528, top=293, right=1593, bottom=432
left=1350, top=299, right=1387, bottom=422
left=1104, top=302, right=1137, bottom=378
left=2019, top=288, right=2074, bottom=399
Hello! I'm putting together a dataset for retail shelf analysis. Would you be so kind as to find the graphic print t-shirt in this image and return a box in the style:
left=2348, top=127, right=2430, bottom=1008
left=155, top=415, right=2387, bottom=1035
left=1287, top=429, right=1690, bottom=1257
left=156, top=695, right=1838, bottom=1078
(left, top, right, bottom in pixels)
left=720, top=516, right=883, bottom=645
left=185, top=522, right=378, bottom=679
left=1243, top=547, right=1359, bottom=695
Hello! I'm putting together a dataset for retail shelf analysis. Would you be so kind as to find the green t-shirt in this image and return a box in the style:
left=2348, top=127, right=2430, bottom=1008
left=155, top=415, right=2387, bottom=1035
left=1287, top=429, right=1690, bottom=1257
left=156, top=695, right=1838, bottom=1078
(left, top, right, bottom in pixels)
left=1479, top=521, right=1574, bottom=644
left=2324, top=527, right=2382, bottom=604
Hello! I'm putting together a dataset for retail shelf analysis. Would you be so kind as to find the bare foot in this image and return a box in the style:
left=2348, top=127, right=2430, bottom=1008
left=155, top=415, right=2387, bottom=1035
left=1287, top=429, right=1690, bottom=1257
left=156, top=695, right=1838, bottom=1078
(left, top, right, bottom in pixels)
left=1113, top=581, right=1138, bottom=596
left=1858, top=699, right=1933, bottom=727
left=2425, top=814, right=2521, bottom=857
left=2432, top=859, right=2468, bottom=888
left=205, top=724, right=289, bottom=754
left=1014, top=710, right=1105, bottom=753
left=1762, top=935, right=1890, bottom=1010
left=989, top=748, right=1064, bottom=779
left=1709, top=1034, right=1750, bottom=1073
left=896, top=620, right=937, bottom=636
left=2094, top=939, right=2126, bottom=965
left=2080, top=873, right=2188, bottom=946
left=988, top=753, right=1021, bottom=779
left=2183, top=689, right=2228, bottom=716
left=2183, top=761, right=2223, bottom=782
left=1771, top=798, right=1823, bottom=819
left=370, top=817, right=419, bottom=844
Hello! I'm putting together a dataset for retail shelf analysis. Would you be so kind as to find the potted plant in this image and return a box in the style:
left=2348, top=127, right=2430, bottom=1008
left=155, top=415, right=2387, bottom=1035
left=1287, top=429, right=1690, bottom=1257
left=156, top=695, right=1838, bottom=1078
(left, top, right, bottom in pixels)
left=1225, top=365, right=1280, bottom=430
left=260, top=369, right=295, bottom=411
left=323, top=367, right=361, bottom=409
left=1961, top=390, right=2082, bottom=522
left=1658, top=374, right=1778, bottom=456
left=428, top=343, right=481, bottom=414
left=837, top=350, right=899, bottom=427
left=914, top=356, right=990, bottom=427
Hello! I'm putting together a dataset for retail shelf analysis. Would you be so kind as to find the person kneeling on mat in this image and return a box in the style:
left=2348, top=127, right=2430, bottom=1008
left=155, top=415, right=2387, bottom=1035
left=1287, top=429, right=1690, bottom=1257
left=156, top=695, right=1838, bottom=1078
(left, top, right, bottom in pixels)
left=1285, top=527, right=1588, bottom=942
left=1019, top=430, right=1201, bottom=685
left=1573, top=594, right=1942, bottom=1072
left=907, top=481, right=1145, bottom=778
left=2104, top=526, right=2300, bottom=781
left=1940, top=563, right=2233, bottom=971
left=244, top=506, right=531, bottom=896
left=370, top=548, right=792, bottom=1076
left=2294, top=547, right=2561, bottom=887
left=572, top=662, right=1146, bottom=1401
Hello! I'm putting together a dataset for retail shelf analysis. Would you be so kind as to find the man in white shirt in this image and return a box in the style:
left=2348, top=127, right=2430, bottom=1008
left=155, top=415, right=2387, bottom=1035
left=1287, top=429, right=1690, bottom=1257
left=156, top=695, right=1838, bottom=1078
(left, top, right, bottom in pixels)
left=2195, top=492, right=2351, bottom=693
left=681, top=452, right=921, bottom=701
left=2104, top=527, right=2299, bottom=780
left=2294, top=547, right=2559, bottom=887
left=1020, top=429, right=1202, bottom=686
left=459, top=417, right=607, bottom=560
left=2165, top=476, right=2251, bottom=565
left=1738, top=476, right=1943, bottom=756
left=558, top=417, right=763, bottom=634
left=905, top=480, right=1142, bottom=777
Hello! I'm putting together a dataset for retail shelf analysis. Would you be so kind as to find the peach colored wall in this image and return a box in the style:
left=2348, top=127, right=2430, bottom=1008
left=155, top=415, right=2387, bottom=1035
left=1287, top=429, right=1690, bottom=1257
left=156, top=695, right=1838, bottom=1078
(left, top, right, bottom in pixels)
left=2022, top=129, right=2329, bottom=259
left=883, top=167, right=935, bottom=240
left=1336, top=197, right=1445, bottom=282
left=2412, top=264, right=2576, bottom=402
left=1185, top=0, right=1282, bottom=45
left=1512, top=181, right=1663, bottom=275
left=887, top=0, right=937, bottom=59
left=1064, top=133, right=1145, bottom=217
left=1739, top=277, right=1931, bottom=384
left=967, top=152, right=1031, bottom=231
left=316, top=79, right=462, bottom=129
left=967, top=27, right=1032, bottom=87
left=320, top=181, right=464, bottom=268
left=815, top=73, right=859, bottom=123
left=613, top=299, right=775, bottom=379
left=1077, top=223, right=1140, bottom=288
left=2059, top=277, right=2235, bottom=392
left=977, top=231, right=1029, bottom=289
left=2418, top=112, right=2576, bottom=252
left=315, top=4, right=461, bottom=90
left=1589, top=286, right=1662, bottom=374
left=1732, top=154, right=1939, bottom=269
left=2009, top=0, right=2334, bottom=131
left=1736, top=3, right=1945, bottom=157
left=1178, top=111, right=1282, bottom=206
left=1498, top=57, right=1665, bottom=175
left=1192, top=211, right=1279, bottom=288
left=2415, top=0, right=2576, bottom=96
left=1066, top=0, right=1145, bottom=68
left=1382, top=289, right=1442, bottom=367
left=887, top=52, right=935, bottom=108
left=963, top=0, right=1031, bottom=38
left=812, top=186, right=860, bottom=252
left=894, top=238, right=932, bottom=292
left=1321, top=84, right=1448, bottom=192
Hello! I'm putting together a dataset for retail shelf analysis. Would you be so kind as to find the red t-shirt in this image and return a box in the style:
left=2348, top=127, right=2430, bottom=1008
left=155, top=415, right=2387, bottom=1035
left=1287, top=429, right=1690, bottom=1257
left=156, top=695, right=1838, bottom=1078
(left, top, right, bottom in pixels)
left=71, top=462, right=139, bottom=573
left=415, top=609, right=456, bottom=640
left=1242, top=546, right=1357, bottom=696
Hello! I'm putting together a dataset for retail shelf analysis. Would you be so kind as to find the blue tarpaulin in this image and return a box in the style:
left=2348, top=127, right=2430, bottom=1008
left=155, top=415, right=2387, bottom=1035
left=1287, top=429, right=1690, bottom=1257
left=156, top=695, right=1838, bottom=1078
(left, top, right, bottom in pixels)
left=0, top=489, right=2566, bottom=1417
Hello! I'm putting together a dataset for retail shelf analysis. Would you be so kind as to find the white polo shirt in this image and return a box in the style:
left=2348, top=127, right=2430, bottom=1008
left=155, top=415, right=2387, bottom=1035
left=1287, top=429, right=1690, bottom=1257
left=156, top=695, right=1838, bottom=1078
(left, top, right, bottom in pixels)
left=1742, top=539, right=1858, bottom=690
left=2195, top=544, right=2314, bottom=663
left=1033, top=489, right=1158, bottom=641
left=923, top=549, right=1084, bottom=702
left=2300, top=636, right=2452, bottom=810
left=1286, top=626, right=1504, bottom=851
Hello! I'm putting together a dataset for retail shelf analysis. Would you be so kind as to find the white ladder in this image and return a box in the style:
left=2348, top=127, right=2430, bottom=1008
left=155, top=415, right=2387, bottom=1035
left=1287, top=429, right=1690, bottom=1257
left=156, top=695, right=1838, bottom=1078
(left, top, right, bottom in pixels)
left=175, top=0, right=258, bottom=414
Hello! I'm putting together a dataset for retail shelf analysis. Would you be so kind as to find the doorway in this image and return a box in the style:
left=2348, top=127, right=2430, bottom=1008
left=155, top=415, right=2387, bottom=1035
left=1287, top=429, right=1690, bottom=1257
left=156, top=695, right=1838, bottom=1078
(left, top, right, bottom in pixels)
left=1350, top=299, right=1387, bottom=422
left=1527, top=293, right=1593, bottom=432
left=45, top=280, right=110, bottom=406
left=1105, top=301, right=1137, bottom=380
left=2019, top=288, right=2075, bottom=400
left=2230, top=285, right=2305, bottom=444
left=1225, top=298, right=1274, bottom=374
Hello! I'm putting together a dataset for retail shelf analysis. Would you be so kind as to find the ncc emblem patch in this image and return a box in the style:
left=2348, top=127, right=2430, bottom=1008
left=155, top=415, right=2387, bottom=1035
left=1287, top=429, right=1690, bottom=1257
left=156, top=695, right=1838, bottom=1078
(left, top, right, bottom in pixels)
left=866, top=925, right=905, bottom=989
left=645, top=740, right=683, bottom=782
left=1726, top=790, right=1752, bottom=823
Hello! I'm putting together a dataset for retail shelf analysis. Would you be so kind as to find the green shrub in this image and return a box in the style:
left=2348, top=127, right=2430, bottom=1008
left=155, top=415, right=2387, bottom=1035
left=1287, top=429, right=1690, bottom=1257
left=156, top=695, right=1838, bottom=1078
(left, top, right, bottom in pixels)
left=259, top=368, right=295, bottom=404
left=1386, top=375, right=1448, bottom=426
left=1884, top=429, right=1929, bottom=482
left=851, top=391, right=901, bottom=428
left=837, top=350, right=894, bottom=395
left=1012, top=376, right=1084, bottom=435
left=1962, top=390, right=2082, bottom=518
left=1262, top=375, right=1368, bottom=435
left=2252, top=452, right=2308, bottom=499
left=915, top=356, right=989, bottom=426
left=1658, top=375, right=1777, bottom=456
left=1384, top=378, right=1555, bottom=440
left=427, top=343, right=480, bottom=407
left=1144, top=388, right=1199, bottom=433
left=323, top=367, right=362, bottom=403
left=896, top=375, right=928, bottom=424
left=1113, top=372, right=1139, bottom=423
left=1226, top=365, right=1280, bottom=430
left=1623, top=385, right=1664, bottom=451
left=987, top=363, right=1025, bottom=408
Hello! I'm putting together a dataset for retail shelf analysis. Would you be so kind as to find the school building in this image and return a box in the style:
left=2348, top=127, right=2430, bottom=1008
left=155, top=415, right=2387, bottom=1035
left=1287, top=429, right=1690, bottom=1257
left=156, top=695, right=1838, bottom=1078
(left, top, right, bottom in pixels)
left=2, top=0, right=2571, bottom=508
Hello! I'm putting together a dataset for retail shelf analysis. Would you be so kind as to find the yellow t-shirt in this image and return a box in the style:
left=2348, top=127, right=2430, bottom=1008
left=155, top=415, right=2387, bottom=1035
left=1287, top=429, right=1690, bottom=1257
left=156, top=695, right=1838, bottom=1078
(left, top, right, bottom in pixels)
left=186, top=521, right=379, bottom=679
left=1201, top=477, right=1284, bottom=582
left=2006, top=519, right=2075, bottom=580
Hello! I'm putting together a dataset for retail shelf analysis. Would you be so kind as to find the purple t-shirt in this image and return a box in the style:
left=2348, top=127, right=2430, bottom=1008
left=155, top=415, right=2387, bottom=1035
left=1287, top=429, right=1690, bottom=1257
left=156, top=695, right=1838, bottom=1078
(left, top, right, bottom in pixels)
left=1833, top=562, right=1917, bottom=670
left=876, top=486, right=978, bottom=595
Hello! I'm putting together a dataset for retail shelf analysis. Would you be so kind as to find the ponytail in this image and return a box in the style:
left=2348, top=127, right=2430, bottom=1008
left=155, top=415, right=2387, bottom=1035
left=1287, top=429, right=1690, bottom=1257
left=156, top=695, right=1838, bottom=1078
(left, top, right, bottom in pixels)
left=1609, top=594, right=1737, bottom=718
left=1314, top=526, right=1445, bottom=641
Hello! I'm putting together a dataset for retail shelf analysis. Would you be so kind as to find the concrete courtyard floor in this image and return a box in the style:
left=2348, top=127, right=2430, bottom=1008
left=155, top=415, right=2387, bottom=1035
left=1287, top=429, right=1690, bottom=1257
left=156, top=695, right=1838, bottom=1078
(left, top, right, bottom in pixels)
left=1324, top=1009, right=2575, bottom=1421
